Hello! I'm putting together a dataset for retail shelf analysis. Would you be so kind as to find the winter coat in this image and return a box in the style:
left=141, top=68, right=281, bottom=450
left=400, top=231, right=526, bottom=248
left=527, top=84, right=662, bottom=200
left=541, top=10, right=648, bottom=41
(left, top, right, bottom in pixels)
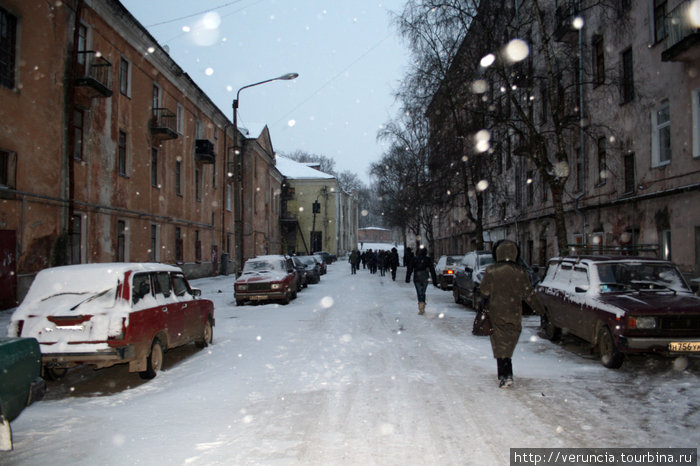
left=479, top=240, right=544, bottom=358
left=389, top=249, right=400, bottom=270
left=405, top=250, right=437, bottom=284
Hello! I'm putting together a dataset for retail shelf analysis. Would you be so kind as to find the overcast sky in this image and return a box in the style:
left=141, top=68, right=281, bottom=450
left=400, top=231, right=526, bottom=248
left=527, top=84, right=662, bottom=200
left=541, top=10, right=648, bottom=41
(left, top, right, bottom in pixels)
left=119, top=0, right=411, bottom=185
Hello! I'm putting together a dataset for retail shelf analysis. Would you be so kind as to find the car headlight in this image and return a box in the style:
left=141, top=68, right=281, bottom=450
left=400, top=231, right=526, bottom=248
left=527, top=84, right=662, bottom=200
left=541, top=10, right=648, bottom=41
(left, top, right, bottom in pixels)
left=271, top=283, right=281, bottom=290
left=236, top=284, right=248, bottom=291
left=628, top=316, right=657, bottom=329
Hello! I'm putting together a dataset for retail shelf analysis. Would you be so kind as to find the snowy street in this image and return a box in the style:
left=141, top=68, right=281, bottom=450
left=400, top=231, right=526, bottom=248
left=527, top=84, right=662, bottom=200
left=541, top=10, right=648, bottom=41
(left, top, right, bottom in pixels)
left=2, top=257, right=699, bottom=465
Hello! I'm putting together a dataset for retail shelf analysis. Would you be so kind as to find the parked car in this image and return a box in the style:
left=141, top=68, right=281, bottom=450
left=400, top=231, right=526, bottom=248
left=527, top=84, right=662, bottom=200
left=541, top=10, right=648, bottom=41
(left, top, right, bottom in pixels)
left=0, top=337, right=46, bottom=451
left=453, top=251, right=494, bottom=307
left=8, top=263, right=215, bottom=380
left=291, top=257, right=309, bottom=289
left=435, top=255, right=463, bottom=290
left=314, top=251, right=336, bottom=264
left=313, top=254, right=328, bottom=275
left=537, top=256, right=700, bottom=368
left=297, top=255, right=321, bottom=284
left=234, top=255, right=299, bottom=305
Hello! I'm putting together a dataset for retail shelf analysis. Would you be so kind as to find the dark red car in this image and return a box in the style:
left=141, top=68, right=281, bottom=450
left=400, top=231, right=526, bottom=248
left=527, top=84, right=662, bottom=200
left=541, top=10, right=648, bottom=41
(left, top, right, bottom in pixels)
left=537, top=256, right=700, bottom=368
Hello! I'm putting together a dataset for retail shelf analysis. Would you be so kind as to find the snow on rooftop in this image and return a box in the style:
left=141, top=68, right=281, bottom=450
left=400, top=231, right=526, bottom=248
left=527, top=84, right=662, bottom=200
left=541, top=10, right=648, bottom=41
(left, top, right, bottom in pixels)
left=275, top=155, right=335, bottom=180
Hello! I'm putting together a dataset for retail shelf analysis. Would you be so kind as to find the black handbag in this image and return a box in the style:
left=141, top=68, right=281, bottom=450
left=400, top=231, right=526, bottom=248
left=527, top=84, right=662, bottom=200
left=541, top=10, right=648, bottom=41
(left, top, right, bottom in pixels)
left=472, top=300, right=492, bottom=336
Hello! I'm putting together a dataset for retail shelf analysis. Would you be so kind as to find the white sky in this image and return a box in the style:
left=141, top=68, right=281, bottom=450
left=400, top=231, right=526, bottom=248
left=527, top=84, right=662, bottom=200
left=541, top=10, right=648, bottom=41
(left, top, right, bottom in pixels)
left=3, top=249, right=699, bottom=463
left=119, top=0, right=411, bottom=185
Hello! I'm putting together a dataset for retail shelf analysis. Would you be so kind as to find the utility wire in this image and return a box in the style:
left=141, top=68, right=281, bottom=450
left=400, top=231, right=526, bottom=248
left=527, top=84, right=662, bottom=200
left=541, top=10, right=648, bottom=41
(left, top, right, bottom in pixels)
left=146, top=0, right=246, bottom=27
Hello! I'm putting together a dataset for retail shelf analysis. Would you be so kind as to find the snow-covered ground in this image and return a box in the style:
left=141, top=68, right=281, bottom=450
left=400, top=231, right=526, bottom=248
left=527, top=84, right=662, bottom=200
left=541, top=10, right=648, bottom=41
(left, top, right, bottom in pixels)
left=2, top=248, right=698, bottom=465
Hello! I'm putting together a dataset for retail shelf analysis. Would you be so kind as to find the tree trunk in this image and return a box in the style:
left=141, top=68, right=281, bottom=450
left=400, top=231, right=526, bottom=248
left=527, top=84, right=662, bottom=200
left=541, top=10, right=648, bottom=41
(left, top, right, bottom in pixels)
left=550, top=182, right=569, bottom=256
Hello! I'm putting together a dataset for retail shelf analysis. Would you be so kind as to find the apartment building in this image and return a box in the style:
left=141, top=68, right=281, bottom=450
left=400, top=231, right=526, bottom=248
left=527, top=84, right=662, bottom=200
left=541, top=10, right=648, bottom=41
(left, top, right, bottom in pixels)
left=429, top=0, right=700, bottom=275
left=0, top=0, right=241, bottom=307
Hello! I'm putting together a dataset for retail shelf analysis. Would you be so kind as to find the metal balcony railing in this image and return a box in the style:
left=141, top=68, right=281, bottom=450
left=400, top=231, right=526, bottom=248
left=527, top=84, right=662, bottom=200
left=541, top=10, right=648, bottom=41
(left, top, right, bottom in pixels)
left=662, top=0, right=700, bottom=62
left=74, top=51, right=112, bottom=97
left=150, top=108, right=178, bottom=140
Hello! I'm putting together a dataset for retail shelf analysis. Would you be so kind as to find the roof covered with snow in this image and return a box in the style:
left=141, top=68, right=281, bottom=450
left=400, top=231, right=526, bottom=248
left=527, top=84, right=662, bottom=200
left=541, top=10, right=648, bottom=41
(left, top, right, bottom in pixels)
left=275, top=155, right=335, bottom=180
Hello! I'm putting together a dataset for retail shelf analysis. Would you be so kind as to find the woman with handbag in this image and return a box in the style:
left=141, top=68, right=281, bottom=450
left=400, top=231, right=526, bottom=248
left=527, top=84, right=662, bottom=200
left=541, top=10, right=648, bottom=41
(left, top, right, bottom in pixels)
left=479, top=240, right=544, bottom=388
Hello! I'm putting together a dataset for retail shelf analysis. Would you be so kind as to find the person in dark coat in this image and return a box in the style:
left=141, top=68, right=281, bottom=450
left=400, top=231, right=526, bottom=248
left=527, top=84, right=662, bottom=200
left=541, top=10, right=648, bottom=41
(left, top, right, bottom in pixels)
left=405, top=247, right=437, bottom=315
left=349, top=249, right=360, bottom=274
left=389, top=247, right=400, bottom=281
left=404, top=247, right=414, bottom=268
left=479, top=240, right=544, bottom=388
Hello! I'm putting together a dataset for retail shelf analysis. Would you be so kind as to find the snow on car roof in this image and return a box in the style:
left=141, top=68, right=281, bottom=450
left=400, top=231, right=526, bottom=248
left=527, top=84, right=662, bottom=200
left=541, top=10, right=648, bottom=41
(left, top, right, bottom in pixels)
left=20, top=263, right=182, bottom=306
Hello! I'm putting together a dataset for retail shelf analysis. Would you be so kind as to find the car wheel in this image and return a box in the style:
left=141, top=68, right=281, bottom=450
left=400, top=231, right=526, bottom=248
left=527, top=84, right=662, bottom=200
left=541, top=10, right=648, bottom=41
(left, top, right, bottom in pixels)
left=453, top=287, right=462, bottom=304
left=598, top=326, right=624, bottom=369
left=541, top=311, right=561, bottom=341
left=236, top=299, right=245, bottom=306
left=44, top=367, right=68, bottom=381
left=139, top=338, right=164, bottom=379
left=280, top=292, right=291, bottom=305
left=195, top=318, right=213, bottom=348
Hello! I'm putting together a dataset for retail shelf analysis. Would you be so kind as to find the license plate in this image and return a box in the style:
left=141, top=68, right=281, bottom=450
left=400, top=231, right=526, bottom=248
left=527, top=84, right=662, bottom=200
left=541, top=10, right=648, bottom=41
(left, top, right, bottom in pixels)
left=669, top=341, right=700, bottom=352
left=250, top=295, right=268, bottom=301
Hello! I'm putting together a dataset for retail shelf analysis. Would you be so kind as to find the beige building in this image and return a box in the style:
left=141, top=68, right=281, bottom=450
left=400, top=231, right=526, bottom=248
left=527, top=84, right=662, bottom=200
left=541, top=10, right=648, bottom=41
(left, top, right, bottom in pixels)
left=277, top=156, right=357, bottom=257
left=429, top=0, right=700, bottom=275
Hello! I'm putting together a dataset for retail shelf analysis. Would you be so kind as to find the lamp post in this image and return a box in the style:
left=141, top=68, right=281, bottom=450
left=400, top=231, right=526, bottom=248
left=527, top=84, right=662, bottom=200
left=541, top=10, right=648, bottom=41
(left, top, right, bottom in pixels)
left=231, top=72, right=298, bottom=272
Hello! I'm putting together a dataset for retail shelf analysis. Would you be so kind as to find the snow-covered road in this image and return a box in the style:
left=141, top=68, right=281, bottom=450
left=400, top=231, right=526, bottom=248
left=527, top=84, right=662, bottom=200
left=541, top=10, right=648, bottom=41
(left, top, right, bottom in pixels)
left=2, top=258, right=698, bottom=465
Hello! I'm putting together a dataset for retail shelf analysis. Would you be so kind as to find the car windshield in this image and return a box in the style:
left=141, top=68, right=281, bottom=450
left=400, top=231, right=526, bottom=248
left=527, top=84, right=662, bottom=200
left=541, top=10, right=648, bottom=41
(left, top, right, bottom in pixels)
left=477, top=255, right=494, bottom=269
left=596, top=262, right=691, bottom=293
left=300, top=257, right=316, bottom=266
left=446, top=256, right=461, bottom=266
left=243, top=260, right=283, bottom=273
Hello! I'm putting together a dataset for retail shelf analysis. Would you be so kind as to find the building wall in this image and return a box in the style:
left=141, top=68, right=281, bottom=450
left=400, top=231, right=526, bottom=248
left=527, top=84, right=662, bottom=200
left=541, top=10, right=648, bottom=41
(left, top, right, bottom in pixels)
left=284, top=179, right=341, bottom=255
left=0, top=0, right=238, bottom=307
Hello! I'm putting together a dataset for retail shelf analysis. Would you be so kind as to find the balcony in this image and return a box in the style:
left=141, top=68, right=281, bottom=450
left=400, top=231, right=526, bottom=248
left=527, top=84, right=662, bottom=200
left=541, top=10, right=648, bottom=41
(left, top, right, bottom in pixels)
left=553, top=0, right=580, bottom=42
left=74, top=51, right=112, bottom=98
left=150, top=108, right=178, bottom=141
left=662, top=0, right=700, bottom=62
left=195, top=139, right=216, bottom=164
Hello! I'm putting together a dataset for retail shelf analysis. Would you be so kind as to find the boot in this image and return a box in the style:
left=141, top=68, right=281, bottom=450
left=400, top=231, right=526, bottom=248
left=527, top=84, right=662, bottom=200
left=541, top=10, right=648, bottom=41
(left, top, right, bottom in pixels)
left=418, top=302, right=425, bottom=315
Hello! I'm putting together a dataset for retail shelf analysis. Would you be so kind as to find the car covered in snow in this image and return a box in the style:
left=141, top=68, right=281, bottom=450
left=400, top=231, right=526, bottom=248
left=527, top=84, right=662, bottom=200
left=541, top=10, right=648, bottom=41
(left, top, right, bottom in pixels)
left=234, top=255, right=299, bottom=305
left=295, top=255, right=321, bottom=284
left=537, top=256, right=700, bottom=368
left=0, top=337, right=45, bottom=451
left=7, top=263, right=215, bottom=380
left=435, top=255, right=462, bottom=290
left=452, top=251, right=494, bottom=307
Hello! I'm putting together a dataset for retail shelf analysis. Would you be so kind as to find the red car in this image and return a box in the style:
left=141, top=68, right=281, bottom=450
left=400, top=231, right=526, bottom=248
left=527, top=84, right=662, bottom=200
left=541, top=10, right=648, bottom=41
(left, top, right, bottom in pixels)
left=537, top=256, right=700, bottom=368
left=8, top=263, right=214, bottom=380
left=234, top=255, right=299, bottom=305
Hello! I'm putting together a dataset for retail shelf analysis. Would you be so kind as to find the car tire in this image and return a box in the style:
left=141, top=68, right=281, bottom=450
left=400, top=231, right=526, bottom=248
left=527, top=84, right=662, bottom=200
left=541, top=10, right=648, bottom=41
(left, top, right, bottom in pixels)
left=236, top=299, right=245, bottom=306
left=44, top=367, right=68, bottom=381
left=541, top=311, right=562, bottom=341
left=453, top=287, right=462, bottom=304
left=195, top=318, right=213, bottom=349
left=598, top=326, right=624, bottom=369
left=139, top=339, right=164, bottom=379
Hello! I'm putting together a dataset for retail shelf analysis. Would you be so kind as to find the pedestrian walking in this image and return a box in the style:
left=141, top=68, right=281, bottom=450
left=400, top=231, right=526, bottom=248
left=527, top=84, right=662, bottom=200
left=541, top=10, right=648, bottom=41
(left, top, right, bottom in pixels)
left=349, top=249, right=360, bottom=274
left=389, top=247, right=400, bottom=281
left=479, top=240, right=544, bottom=388
left=405, top=247, right=437, bottom=315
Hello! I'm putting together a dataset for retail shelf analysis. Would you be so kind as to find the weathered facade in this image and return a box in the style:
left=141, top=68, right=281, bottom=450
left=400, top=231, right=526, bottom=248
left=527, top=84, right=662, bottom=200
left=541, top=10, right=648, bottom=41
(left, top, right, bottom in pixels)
left=429, top=0, right=700, bottom=276
left=0, top=0, right=258, bottom=307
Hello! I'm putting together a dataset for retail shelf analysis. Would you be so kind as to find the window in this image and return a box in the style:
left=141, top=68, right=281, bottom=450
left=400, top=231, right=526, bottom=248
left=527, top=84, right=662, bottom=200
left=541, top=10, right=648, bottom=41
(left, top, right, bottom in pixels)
left=0, top=6, right=17, bottom=89
left=0, top=149, right=16, bottom=189
left=515, top=171, right=522, bottom=208
left=151, top=147, right=159, bottom=187
left=652, top=0, right=667, bottom=44
left=597, top=137, right=607, bottom=185
left=194, top=230, right=202, bottom=263
left=651, top=100, right=671, bottom=167
left=150, top=224, right=159, bottom=262
left=176, top=103, right=184, bottom=134
left=620, top=48, right=634, bottom=103
left=119, top=57, right=130, bottom=96
left=76, top=24, right=88, bottom=76
left=693, top=89, right=700, bottom=158
left=73, top=108, right=84, bottom=161
left=226, top=183, right=232, bottom=211
left=117, top=220, right=127, bottom=262
left=592, top=35, right=605, bottom=86
left=526, top=170, right=534, bottom=206
left=152, top=84, right=160, bottom=114
left=70, top=213, right=82, bottom=264
left=118, top=130, right=127, bottom=176
left=624, top=152, right=636, bottom=194
left=195, top=166, right=202, bottom=201
left=175, top=159, right=182, bottom=195
left=659, top=229, right=672, bottom=261
left=175, top=227, right=183, bottom=264
left=154, top=272, right=172, bottom=298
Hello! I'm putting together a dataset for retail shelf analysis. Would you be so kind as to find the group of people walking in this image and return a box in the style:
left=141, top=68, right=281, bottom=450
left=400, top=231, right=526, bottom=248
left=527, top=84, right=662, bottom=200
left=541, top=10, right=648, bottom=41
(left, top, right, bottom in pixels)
left=349, top=240, right=544, bottom=389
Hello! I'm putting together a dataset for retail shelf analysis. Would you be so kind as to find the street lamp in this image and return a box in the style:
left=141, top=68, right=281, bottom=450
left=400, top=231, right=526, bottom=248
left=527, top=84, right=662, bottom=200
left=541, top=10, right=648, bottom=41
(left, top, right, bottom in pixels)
left=231, top=72, right=298, bottom=272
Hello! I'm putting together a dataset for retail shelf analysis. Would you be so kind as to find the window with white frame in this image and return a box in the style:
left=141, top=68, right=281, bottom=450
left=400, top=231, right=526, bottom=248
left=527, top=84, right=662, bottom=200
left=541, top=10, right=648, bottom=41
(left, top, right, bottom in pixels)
left=177, top=103, right=184, bottom=134
left=119, top=56, right=131, bottom=96
left=651, top=99, right=671, bottom=167
left=692, top=89, right=700, bottom=158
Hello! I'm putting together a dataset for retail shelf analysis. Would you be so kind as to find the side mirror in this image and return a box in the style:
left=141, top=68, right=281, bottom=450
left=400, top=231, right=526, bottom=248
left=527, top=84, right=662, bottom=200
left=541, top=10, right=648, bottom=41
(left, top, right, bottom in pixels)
left=191, top=288, right=202, bottom=297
